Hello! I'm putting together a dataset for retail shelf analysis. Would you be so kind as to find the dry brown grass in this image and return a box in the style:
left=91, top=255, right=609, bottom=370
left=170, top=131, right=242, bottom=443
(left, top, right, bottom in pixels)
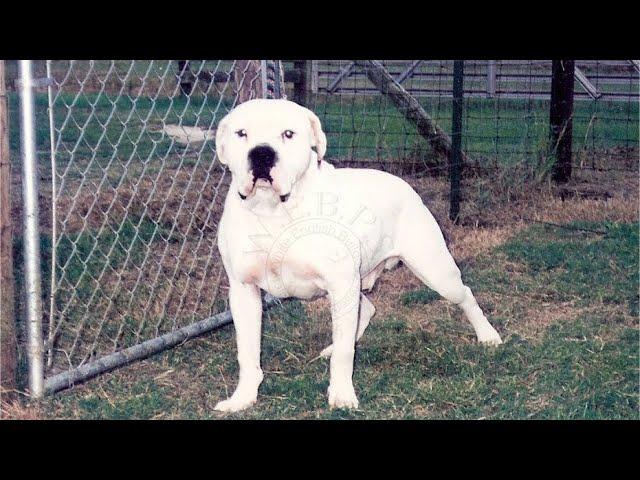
left=11, top=147, right=639, bottom=375
left=0, top=398, right=42, bottom=420
left=339, top=160, right=639, bottom=343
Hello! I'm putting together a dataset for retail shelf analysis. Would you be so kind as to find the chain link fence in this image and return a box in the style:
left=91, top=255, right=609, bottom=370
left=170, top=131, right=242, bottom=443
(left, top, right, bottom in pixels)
left=7, top=60, right=283, bottom=394
left=46, top=61, right=235, bottom=373
left=4, top=59, right=638, bottom=396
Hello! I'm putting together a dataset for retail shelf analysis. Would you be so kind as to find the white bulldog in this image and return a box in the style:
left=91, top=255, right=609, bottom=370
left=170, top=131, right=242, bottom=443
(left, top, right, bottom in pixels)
left=213, top=99, right=502, bottom=412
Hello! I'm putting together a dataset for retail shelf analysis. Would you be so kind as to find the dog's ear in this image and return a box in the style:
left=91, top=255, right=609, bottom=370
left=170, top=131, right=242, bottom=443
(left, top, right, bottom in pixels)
left=305, top=108, right=327, bottom=161
left=215, top=114, right=230, bottom=165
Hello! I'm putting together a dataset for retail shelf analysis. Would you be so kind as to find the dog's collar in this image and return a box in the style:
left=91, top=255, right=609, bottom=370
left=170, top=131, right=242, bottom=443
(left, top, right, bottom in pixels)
left=311, top=146, right=321, bottom=168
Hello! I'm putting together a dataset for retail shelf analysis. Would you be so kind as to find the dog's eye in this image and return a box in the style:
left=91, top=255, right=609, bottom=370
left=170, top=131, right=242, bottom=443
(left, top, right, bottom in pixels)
left=235, top=129, right=247, bottom=138
left=282, top=130, right=295, bottom=139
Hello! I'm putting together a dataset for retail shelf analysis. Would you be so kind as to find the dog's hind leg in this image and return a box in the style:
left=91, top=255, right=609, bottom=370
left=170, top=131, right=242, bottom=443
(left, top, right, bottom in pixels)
left=320, top=293, right=376, bottom=358
left=398, top=205, right=502, bottom=345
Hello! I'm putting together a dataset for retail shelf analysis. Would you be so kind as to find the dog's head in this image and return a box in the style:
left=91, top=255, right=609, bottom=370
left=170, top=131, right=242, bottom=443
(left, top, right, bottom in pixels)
left=215, top=99, right=327, bottom=203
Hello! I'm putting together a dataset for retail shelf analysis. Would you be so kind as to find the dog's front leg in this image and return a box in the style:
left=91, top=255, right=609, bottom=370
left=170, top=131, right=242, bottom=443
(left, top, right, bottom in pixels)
left=214, top=281, right=263, bottom=413
left=326, top=278, right=361, bottom=410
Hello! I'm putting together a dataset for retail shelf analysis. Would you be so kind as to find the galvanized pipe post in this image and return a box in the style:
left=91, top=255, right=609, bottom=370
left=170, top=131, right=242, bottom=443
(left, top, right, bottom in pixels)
left=45, top=60, right=57, bottom=369
left=18, top=60, right=44, bottom=398
left=261, top=60, right=286, bottom=100
left=486, top=60, right=496, bottom=98
left=449, top=60, right=465, bottom=223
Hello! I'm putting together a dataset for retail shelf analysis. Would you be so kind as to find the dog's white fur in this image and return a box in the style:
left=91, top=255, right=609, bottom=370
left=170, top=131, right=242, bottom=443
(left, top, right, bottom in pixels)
left=214, top=99, right=502, bottom=412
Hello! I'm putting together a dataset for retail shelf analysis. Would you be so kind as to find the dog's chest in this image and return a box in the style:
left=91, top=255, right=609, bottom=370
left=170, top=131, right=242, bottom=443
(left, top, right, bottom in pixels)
left=229, top=183, right=392, bottom=298
left=235, top=215, right=327, bottom=299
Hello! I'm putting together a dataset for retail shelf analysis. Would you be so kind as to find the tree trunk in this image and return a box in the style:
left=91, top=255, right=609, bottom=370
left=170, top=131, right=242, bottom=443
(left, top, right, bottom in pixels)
left=234, top=60, right=262, bottom=104
left=0, top=60, right=18, bottom=401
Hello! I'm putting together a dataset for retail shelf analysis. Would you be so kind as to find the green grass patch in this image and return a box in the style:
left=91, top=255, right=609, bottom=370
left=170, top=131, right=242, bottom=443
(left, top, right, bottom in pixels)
left=400, top=287, right=441, bottom=306
left=497, top=222, right=638, bottom=313
left=7, top=92, right=638, bottom=172
left=36, top=220, right=639, bottom=419
left=55, top=214, right=176, bottom=294
left=313, top=95, right=638, bottom=162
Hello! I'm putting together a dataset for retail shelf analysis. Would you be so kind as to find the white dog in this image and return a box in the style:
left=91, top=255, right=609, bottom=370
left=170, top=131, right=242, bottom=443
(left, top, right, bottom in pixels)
left=213, top=99, right=502, bottom=412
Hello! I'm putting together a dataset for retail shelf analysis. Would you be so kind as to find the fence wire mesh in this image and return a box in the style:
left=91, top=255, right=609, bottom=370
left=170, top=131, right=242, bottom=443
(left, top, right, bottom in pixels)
left=39, top=60, right=265, bottom=374
left=4, top=59, right=638, bottom=392
left=309, top=60, right=638, bottom=171
left=306, top=60, right=638, bottom=226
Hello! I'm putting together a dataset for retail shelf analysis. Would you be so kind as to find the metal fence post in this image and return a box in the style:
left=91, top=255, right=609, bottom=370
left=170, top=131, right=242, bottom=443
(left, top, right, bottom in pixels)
left=45, top=60, right=57, bottom=369
left=487, top=60, right=496, bottom=98
left=549, top=60, right=575, bottom=183
left=262, top=60, right=286, bottom=99
left=18, top=60, right=44, bottom=398
left=449, top=60, right=464, bottom=223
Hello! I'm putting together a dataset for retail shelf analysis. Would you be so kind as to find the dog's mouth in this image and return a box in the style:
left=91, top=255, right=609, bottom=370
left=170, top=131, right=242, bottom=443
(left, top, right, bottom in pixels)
left=238, top=175, right=290, bottom=202
left=253, top=177, right=272, bottom=188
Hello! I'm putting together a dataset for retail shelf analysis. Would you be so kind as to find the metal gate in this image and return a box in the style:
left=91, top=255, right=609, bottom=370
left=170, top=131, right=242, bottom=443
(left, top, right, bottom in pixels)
left=18, top=60, right=285, bottom=397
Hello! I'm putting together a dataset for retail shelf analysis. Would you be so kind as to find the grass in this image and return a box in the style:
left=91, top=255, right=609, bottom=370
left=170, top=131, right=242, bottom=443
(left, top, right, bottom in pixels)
left=3, top=71, right=637, bottom=419
left=314, top=95, right=639, bottom=164
left=497, top=222, right=638, bottom=313
left=17, top=219, right=636, bottom=420
left=7, top=90, right=638, bottom=174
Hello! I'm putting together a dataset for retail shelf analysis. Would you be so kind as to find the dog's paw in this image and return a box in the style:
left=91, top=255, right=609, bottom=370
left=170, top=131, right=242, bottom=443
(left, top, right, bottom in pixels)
left=328, top=383, right=359, bottom=410
left=214, top=395, right=256, bottom=413
left=319, top=344, right=334, bottom=358
left=477, top=328, right=503, bottom=346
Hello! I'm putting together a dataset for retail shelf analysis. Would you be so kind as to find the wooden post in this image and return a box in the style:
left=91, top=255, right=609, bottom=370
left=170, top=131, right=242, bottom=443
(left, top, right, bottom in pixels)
left=308, top=60, right=318, bottom=95
left=354, top=60, right=469, bottom=168
left=177, top=61, right=194, bottom=96
left=0, top=60, right=18, bottom=400
left=292, top=60, right=307, bottom=106
left=449, top=60, right=464, bottom=223
left=549, top=60, right=575, bottom=183
left=234, top=60, right=262, bottom=104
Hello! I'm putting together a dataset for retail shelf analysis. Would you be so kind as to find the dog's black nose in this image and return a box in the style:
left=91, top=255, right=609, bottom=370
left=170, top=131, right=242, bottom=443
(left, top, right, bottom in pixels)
left=248, top=144, right=277, bottom=180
